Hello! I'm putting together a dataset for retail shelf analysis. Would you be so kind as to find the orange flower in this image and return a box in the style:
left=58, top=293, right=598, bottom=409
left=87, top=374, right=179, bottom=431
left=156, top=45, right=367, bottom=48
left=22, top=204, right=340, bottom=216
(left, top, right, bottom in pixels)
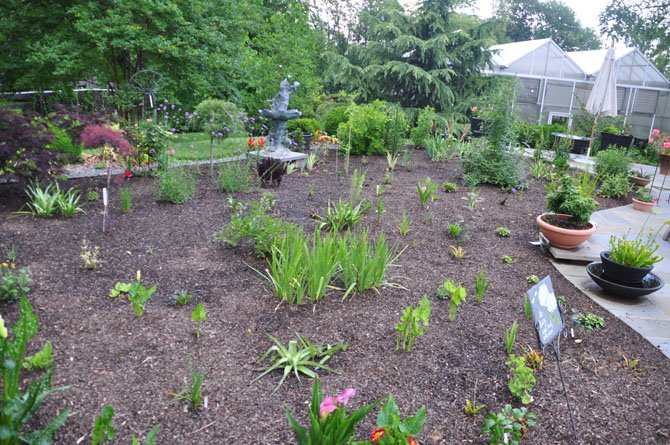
left=258, top=137, right=266, bottom=148
left=247, top=138, right=256, bottom=149
left=409, top=436, right=417, bottom=445
left=370, top=426, right=386, bottom=443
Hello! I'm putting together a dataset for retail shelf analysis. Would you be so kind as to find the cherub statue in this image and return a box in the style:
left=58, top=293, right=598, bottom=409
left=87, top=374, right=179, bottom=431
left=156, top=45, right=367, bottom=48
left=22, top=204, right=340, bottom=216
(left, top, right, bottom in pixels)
left=270, top=79, right=300, bottom=112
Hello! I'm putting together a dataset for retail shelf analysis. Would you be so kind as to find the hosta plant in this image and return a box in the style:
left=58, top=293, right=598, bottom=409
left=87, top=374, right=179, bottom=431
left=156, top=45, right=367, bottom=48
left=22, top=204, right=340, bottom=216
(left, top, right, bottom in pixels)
left=254, top=333, right=346, bottom=393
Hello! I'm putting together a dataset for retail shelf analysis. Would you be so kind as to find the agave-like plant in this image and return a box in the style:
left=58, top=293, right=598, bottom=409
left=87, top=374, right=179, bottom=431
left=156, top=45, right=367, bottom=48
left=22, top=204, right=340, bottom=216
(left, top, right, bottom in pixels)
left=253, top=333, right=346, bottom=394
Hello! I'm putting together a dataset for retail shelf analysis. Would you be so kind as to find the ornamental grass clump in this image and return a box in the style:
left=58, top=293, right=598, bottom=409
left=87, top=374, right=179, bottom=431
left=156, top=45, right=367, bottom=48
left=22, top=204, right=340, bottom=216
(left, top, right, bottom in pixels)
left=338, top=229, right=401, bottom=294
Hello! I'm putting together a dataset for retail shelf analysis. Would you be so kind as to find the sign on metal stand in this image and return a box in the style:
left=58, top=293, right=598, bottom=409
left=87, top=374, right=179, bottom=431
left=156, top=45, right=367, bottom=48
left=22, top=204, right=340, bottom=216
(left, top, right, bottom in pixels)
left=526, top=276, right=579, bottom=443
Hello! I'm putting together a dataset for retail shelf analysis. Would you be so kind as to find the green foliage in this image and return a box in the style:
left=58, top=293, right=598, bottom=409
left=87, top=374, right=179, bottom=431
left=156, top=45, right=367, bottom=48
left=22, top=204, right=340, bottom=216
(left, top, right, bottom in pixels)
left=596, top=149, right=633, bottom=176
left=22, top=341, right=54, bottom=371
left=119, top=187, right=133, bottom=213
left=47, top=124, right=82, bottom=163
left=192, top=302, right=206, bottom=339
left=446, top=222, right=463, bottom=239
left=495, top=227, right=510, bottom=237
left=316, top=200, right=365, bottom=232
left=370, top=395, right=427, bottom=443
left=109, top=271, right=157, bottom=317
left=173, top=290, right=192, bottom=306
left=571, top=311, right=605, bottom=332
left=24, top=182, right=83, bottom=218
left=349, top=168, right=367, bottom=204
left=439, top=280, right=467, bottom=321
left=255, top=333, right=346, bottom=394
left=462, top=141, right=526, bottom=189
left=0, top=296, right=71, bottom=444
left=336, top=101, right=408, bottom=155
left=288, top=118, right=320, bottom=135
left=319, top=105, right=350, bottom=135
left=395, top=295, right=431, bottom=352
left=0, top=264, right=32, bottom=302
left=218, top=160, right=254, bottom=193
left=634, top=187, right=654, bottom=203
left=546, top=175, right=597, bottom=223
left=193, top=100, right=241, bottom=133
left=598, top=173, right=633, bottom=198
left=417, top=177, right=439, bottom=207
left=475, top=270, right=491, bottom=304
left=523, top=295, right=533, bottom=320
left=398, top=212, right=411, bottom=236
left=215, top=195, right=288, bottom=257
left=552, top=137, right=571, bottom=171
left=525, top=275, right=539, bottom=284
left=155, top=167, right=197, bottom=204
left=285, top=378, right=379, bottom=445
left=131, top=424, right=161, bottom=445
left=506, top=354, right=536, bottom=405
left=411, top=106, right=441, bottom=148
left=91, top=405, right=116, bottom=445
left=80, top=240, right=100, bottom=271
left=86, top=190, right=99, bottom=202
left=502, top=255, right=515, bottom=264
left=304, top=230, right=340, bottom=303
left=173, top=365, right=206, bottom=411
left=505, top=320, right=519, bottom=355
left=481, top=404, right=537, bottom=445
left=263, top=225, right=309, bottom=304
left=442, top=181, right=458, bottom=193
left=338, top=230, right=399, bottom=294
left=609, top=234, right=663, bottom=268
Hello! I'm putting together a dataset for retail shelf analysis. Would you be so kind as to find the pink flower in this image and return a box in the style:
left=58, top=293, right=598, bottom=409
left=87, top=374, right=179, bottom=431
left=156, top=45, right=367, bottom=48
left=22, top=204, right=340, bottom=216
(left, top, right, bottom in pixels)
left=652, top=129, right=660, bottom=137
left=420, top=186, right=427, bottom=193
left=471, top=106, right=478, bottom=111
left=335, top=388, right=356, bottom=405
left=319, top=396, right=337, bottom=418
left=664, top=141, right=670, bottom=149
left=650, top=138, right=655, bottom=143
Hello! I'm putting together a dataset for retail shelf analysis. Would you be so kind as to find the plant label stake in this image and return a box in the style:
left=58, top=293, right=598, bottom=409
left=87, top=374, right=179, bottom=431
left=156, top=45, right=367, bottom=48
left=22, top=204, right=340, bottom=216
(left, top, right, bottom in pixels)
left=102, top=187, right=108, bottom=233
left=526, top=276, right=579, bottom=443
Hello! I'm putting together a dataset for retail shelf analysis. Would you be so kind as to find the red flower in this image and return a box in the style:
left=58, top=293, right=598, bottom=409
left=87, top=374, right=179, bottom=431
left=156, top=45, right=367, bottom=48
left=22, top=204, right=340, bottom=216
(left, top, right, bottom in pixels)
left=258, top=137, right=266, bottom=148
left=247, top=138, right=256, bottom=149
left=124, top=169, right=133, bottom=180
left=409, top=436, right=417, bottom=445
left=370, top=426, right=386, bottom=443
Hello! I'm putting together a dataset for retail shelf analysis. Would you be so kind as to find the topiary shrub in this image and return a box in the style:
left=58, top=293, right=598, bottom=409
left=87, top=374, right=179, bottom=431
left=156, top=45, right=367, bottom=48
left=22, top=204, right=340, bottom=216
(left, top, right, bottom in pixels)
left=337, top=101, right=408, bottom=155
left=193, top=99, right=243, bottom=133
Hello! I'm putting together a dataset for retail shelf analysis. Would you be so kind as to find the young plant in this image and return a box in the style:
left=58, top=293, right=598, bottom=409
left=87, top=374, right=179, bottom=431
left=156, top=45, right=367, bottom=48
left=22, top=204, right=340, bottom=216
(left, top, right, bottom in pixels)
left=349, top=168, right=366, bottom=204
left=254, top=333, right=346, bottom=393
left=285, top=378, right=379, bottom=445
left=173, top=365, right=206, bottom=411
left=526, top=275, right=539, bottom=284
left=495, top=227, right=511, bottom=237
left=22, top=341, right=54, bottom=370
left=375, top=184, right=384, bottom=196
left=504, top=320, right=519, bottom=354
left=571, top=311, right=605, bottom=332
left=376, top=197, right=384, bottom=223
left=506, top=354, right=536, bottom=404
left=305, top=152, right=318, bottom=171
left=316, top=199, right=365, bottom=232
left=442, top=181, right=458, bottom=193
left=0, top=261, right=32, bottom=302
left=502, top=255, right=515, bottom=264
left=109, top=270, right=157, bottom=317
left=481, top=404, right=537, bottom=445
left=218, top=160, right=253, bottom=192
left=386, top=152, right=400, bottom=172
left=80, top=239, right=100, bottom=270
left=436, top=280, right=467, bottom=320
left=395, top=295, right=431, bottom=352
left=383, top=172, right=393, bottom=185
left=416, top=177, right=438, bottom=207
left=446, top=222, right=463, bottom=239
left=23, top=182, right=60, bottom=217
left=474, top=270, right=491, bottom=304
left=131, top=424, right=161, bottom=445
left=523, top=295, right=533, bottom=319
left=368, top=394, right=426, bottom=444
left=92, top=404, right=116, bottom=445
left=192, top=302, right=206, bottom=339
left=398, top=212, right=411, bottom=236
left=155, top=167, right=197, bottom=204
left=173, top=290, right=192, bottom=306
left=608, top=234, right=663, bottom=268
left=263, top=225, right=308, bottom=304
left=465, top=187, right=482, bottom=210
left=620, top=352, right=640, bottom=372
left=0, top=297, right=71, bottom=442
left=338, top=230, right=400, bottom=294
left=463, top=382, right=486, bottom=417
left=86, top=190, right=100, bottom=202
left=450, top=245, right=466, bottom=260
left=523, top=347, right=544, bottom=370
left=119, top=187, right=133, bottom=213
left=304, top=229, right=339, bottom=303
left=307, top=182, right=315, bottom=197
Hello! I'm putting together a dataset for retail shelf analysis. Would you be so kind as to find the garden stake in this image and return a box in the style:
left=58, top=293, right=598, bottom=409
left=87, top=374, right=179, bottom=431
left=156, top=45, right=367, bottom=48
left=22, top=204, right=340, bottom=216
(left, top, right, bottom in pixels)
left=551, top=335, right=579, bottom=444
left=102, top=187, right=108, bottom=233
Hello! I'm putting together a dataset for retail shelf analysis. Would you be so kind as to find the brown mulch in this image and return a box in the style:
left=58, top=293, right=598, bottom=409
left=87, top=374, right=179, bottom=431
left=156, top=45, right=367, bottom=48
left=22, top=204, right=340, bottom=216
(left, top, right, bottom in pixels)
left=1, top=150, right=669, bottom=444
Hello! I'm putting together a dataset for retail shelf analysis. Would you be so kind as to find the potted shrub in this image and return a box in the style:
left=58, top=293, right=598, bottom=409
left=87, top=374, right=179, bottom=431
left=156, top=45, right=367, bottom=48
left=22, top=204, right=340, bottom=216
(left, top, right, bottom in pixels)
left=536, top=175, right=598, bottom=249
left=600, top=124, right=634, bottom=150
left=628, top=168, right=652, bottom=187
left=601, top=234, right=663, bottom=283
left=631, top=187, right=655, bottom=212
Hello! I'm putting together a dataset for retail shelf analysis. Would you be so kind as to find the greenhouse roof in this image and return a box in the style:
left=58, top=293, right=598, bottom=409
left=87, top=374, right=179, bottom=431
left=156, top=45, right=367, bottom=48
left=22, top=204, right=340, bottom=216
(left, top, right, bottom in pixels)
left=567, top=48, right=669, bottom=88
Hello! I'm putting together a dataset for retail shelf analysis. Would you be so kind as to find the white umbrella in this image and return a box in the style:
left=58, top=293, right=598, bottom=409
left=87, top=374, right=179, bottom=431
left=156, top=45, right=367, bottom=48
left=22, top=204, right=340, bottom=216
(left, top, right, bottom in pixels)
left=585, top=48, right=618, bottom=160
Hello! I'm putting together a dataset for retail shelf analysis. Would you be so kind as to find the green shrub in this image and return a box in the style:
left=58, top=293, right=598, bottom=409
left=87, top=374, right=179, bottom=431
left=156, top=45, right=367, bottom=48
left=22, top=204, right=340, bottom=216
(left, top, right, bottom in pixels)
left=218, top=160, right=254, bottom=193
left=598, top=173, right=633, bottom=198
left=596, top=148, right=633, bottom=176
left=47, top=124, right=82, bottom=162
left=155, top=168, right=197, bottom=204
left=461, top=142, right=526, bottom=188
left=317, top=104, right=349, bottom=135
left=337, top=101, right=408, bottom=155
left=411, top=106, right=443, bottom=148
left=287, top=118, right=320, bottom=135
left=0, top=264, right=32, bottom=302
left=546, top=175, right=597, bottom=222
left=193, top=99, right=242, bottom=133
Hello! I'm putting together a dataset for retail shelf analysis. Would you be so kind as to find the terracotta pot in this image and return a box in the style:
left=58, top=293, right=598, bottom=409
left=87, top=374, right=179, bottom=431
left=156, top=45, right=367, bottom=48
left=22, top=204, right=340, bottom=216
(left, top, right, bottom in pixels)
left=660, top=154, right=670, bottom=175
left=628, top=175, right=651, bottom=187
left=632, top=197, right=655, bottom=212
left=536, top=213, right=597, bottom=249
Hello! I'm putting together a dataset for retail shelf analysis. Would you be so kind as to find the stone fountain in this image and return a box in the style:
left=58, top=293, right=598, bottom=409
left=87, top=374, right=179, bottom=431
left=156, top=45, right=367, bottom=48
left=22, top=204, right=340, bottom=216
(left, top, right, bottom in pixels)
left=248, top=79, right=307, bottom=167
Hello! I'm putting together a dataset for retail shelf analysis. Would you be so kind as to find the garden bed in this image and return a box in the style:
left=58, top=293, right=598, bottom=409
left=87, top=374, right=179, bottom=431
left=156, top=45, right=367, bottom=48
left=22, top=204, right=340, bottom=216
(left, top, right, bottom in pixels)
left=1, top=150, right=669, bottom=444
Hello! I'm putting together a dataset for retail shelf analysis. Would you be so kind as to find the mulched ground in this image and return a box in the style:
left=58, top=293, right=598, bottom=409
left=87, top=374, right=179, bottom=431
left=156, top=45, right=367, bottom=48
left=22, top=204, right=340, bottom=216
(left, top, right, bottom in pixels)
left=1, top=149, right=669, bottom=444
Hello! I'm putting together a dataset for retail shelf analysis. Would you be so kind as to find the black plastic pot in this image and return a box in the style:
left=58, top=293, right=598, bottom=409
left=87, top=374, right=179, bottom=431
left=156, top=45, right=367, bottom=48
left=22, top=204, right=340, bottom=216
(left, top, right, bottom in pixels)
left=600, top=132, right=634, bottom=150
left=600, top=251, right=653, bottom=283
left=571, top=138, right=590, bottom=154
left=469, top=117, right=485, bottom=137
left=303, top=133, right=313, bottom=151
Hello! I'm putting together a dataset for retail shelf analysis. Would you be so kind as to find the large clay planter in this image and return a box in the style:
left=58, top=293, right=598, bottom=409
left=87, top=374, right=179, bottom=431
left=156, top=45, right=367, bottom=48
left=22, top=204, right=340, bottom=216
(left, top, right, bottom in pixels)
left=632, top=198, right=655, bottom=212
left=536, top=213, right=597, bottom=249
left=628, top=175, right=651, bottom=187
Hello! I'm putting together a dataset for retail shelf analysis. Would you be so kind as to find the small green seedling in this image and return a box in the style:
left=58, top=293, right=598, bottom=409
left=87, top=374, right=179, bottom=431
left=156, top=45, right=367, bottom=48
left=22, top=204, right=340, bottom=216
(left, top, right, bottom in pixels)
left=173, top=290, right=192, bottom=306
left=192, top=302, right=207, bottom=339
left=505, top=320, right=519, bottom=354
left=526, top=275, right=540, bottom=284
left=92, top=404, right=116, bottom=445
left=442, top=181, right=457, bottom=193
left=502, top=255, right=515, bottom=264
left=23, top=341, right=54, bottom=370
left=523, top=294, right=533, bottom=319
left=399, top=212, right=411, bottom=236
left=495, top=227, right=511, bottom=237
left=109, top=270, right=157, bottom=317
left=474, top=270, right=491, bottom=304
left=396, top=295, right=431, bottom=352
left=463, top=382, right=485, bottom=416
left=571, top=311, right=605, bottom=332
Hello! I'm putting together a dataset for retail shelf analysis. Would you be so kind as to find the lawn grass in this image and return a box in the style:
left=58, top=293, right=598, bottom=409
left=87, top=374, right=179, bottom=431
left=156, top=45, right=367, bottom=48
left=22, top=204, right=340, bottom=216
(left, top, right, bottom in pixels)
left=171, top=132, right=248, bottom=161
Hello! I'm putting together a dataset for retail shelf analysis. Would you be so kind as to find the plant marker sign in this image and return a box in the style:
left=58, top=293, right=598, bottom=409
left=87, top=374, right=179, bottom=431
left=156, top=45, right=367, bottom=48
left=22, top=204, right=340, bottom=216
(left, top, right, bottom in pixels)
left=526, top=276, right=563, bottom=349
left=102, top=187, right=108, bottom=233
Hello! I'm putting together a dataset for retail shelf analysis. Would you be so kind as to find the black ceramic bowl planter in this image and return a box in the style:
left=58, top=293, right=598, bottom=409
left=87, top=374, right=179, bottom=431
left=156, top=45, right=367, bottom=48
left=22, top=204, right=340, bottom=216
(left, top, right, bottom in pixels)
left=600, top=251, right=653, bottom=283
